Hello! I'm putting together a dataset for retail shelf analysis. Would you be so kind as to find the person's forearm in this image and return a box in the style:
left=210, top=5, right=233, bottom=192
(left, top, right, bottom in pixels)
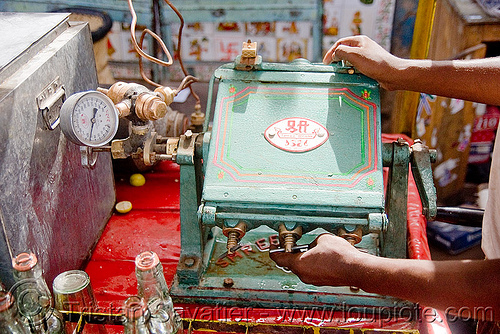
left=388, top=57, right=500, bottom=106
left=350, top=255, right=500, bottom=320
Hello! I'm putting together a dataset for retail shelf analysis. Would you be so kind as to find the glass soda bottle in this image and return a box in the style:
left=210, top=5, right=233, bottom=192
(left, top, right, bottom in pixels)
left=135, top=251, right=182, bottom=334
left=11, top=252, right=66, bottom=334
left=123, top=296, right=150, bottom=334
left=0, top=291, right=29, bottom=334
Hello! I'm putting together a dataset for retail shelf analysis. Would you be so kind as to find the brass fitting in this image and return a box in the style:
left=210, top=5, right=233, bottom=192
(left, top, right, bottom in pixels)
left=337, top=227, right=363, bottom=245
left=102, top=82, right=167, bottom=121
left=240, top=40, right=257, bottom=65
left=115, top=99, right=132, bottom=118
left=135, top=92, right=167, bottom=121
left=278, top=225, right=303, bottom=253
left=154, top=86, right=176, bottom=106
left=223, top=222, right=247, bottom=254
left=105, top=82, right=146, bottom=104
left=190, top=111, right=205, bottom=127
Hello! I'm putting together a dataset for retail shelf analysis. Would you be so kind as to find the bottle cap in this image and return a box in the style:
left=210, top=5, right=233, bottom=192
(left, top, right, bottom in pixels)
left=12, top=252, right=37, bottom=272
left=135, top=251, right=159, bottom=271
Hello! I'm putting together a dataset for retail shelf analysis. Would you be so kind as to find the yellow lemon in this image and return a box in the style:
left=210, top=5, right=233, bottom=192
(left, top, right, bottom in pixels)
left=129, top=173, right=146, bottom=187
left=115, top=201, right=132, bottom=213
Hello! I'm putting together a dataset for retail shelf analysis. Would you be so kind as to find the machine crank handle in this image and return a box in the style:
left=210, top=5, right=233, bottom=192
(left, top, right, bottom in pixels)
left=269, top=244, right=310, bottom=254
left=217, top=244, right=243, bottom=260
left=435, top=206, right=484, bottom=227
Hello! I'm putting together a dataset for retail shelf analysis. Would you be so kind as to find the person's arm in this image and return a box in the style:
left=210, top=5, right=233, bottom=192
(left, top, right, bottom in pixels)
left=270, top=234, right=500, bottom=321
left=323, top=35, right=500, bottom=106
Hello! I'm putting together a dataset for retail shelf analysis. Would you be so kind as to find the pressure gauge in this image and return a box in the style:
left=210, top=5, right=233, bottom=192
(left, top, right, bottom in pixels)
left=60, top=90, right=119, bottom=147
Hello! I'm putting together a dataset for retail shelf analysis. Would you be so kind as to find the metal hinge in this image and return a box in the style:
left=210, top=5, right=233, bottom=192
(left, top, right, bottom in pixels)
left=36, top=77, right=66, bottom=130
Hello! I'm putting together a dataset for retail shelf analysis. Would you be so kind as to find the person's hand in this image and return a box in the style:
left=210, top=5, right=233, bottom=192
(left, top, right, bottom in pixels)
left=323, top=35, right=404, bottom=90
left=269, top=233, right=366, bottom=286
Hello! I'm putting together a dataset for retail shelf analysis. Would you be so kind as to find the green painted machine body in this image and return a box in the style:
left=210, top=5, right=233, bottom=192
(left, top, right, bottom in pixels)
left=171, top=59, right=418, bottom=310
left=202, top=59, right=385, bottom=234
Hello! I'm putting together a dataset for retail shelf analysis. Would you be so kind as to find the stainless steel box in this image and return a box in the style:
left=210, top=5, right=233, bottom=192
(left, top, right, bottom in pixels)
left=0, top=12, right=115, bottom=287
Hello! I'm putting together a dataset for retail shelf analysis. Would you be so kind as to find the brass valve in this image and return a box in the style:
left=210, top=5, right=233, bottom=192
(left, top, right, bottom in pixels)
left=100, top=82, right=140, bottom=104
left=337, top=227, right=363, bottom=245
left=98, top=82, right=168, bottom=121
left=190, top=103, right=205, bottom=127
left=154, top=86, right=176, bottom=106
left=135, top=92, right=167, bottom=121
left=278, top=225, right=303, bottom=253
left=115, top=99, right=132, bottom=118
left=223, top=222, right=247, bottom=254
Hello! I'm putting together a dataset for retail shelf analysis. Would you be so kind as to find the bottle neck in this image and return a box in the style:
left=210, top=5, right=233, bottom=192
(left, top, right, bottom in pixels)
left=123, top=296, right=149, bottom=334
left=13, top=265, right=43, bottom=281
left=135, top=263, right=169, bottom=301
left=12, top=254, right=50, bottom=293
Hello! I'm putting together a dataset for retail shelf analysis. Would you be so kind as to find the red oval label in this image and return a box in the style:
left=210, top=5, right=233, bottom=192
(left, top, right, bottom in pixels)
left=264, top=117, right=329, bottom=152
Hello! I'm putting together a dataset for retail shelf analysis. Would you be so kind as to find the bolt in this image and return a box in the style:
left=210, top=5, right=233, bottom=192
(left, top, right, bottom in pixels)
left=283, top=234, right=296, bottom=253
left=350, top=286, right=360, bottom=293
left=184, top=258, right=195, bottom=267
left=223, top=278, right=234, bottom=288
left=149, top=99, right=167, bottom=120
left=278, top=224, right=302, bottom=253
left=396, top=137, right=408, bottom=146
left=226, top=231, right=240, bottom=254
left=348, top=68, right=355, bottom=75
left=149, top=152, right=156, bottom=164
left=223, top=222, right=247, bottom=254
left=338, top=227, right=363, bottom=245
left=185, top=130, right=193, bottom=139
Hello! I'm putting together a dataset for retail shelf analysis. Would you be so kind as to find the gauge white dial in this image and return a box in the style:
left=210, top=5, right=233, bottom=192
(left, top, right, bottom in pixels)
left=60, top=91, right=119, bottom=147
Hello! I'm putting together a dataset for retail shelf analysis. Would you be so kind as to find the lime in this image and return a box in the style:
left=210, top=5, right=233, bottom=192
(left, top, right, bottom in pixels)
left=115, top=201, right=132, bottom=213
left=129, top=173, right=146, bottom=187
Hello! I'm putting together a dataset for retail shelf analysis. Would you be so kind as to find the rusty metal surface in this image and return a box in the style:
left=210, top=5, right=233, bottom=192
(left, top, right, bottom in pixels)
left=172, top=226, right=412, bottom=310
left=0, top=13, right=115, bottom=288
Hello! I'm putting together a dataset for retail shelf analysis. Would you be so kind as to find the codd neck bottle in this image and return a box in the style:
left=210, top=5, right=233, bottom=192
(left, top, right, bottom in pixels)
left=12, top=252, right=66, bottom=334
left=135, top=251, right=182, bottom=334
left=0, top=291, right=29, bottom=334
left=123, top=296, right=150, bottom=334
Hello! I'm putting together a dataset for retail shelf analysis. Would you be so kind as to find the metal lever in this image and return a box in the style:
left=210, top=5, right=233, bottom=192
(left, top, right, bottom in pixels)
left=435, top=206, right=484, bottom=227
left=410, top=139, right=437, bottom=221
left=269, top=244, right=310, bottom=255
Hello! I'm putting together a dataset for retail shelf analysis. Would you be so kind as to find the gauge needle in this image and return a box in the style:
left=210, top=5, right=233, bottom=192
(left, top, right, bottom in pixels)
left=89, top=107, right=98, bottom=140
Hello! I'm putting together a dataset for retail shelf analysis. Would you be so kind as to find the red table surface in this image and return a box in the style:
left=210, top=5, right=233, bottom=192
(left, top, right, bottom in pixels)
left=83, top=134, right=449, bottom=334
